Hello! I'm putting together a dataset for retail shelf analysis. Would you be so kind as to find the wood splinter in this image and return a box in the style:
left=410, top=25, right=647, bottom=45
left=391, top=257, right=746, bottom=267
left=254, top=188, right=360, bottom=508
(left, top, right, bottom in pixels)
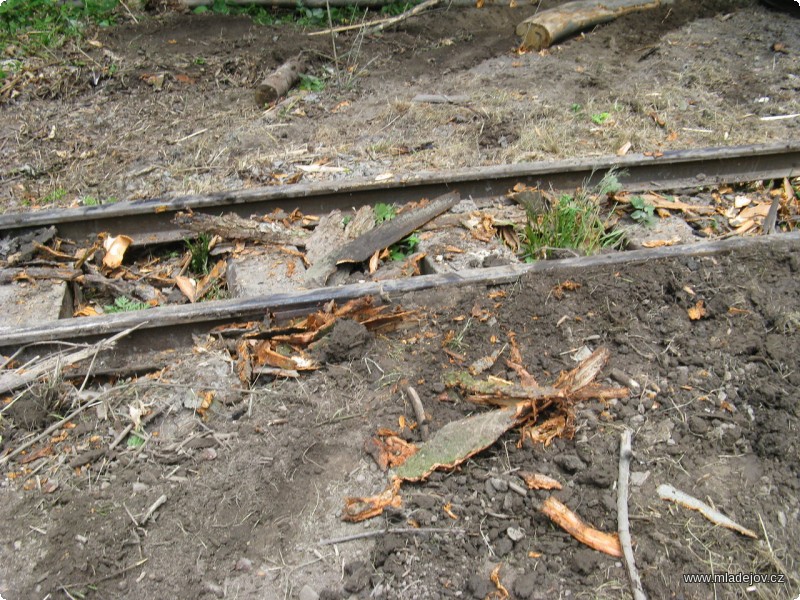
left=255, top=55, right=306, bottom=107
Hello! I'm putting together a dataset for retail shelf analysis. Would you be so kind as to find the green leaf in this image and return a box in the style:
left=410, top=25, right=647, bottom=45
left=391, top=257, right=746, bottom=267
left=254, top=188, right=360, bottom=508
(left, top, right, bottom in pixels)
left=374, top=203, right=397, bottom=224
left=298, top=73, right=324, bottom=92
left=126, top=431, right=145, bottom=448
left=104, top=296, right=150, bottom=313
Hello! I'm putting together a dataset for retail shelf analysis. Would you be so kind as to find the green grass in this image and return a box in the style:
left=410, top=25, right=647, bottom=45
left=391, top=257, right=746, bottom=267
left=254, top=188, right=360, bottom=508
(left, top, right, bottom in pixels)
left=186, top=233, right=212, bottom=275
left=0, top=0, right=119, bottom=55
left=520, top=173, right=625, bottom=261
left=41, top=187, right=67, bottom=203
left=81, top=195, right=118, bottom=206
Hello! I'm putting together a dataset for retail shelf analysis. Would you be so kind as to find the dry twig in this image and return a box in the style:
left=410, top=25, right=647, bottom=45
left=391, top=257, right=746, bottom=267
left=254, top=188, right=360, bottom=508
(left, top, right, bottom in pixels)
left=617, top=429, right=647, bottom=600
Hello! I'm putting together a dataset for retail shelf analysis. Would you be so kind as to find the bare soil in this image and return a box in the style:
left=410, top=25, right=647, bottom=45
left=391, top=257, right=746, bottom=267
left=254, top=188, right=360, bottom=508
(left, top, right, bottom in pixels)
left=1, top=1, right=799, bottom=599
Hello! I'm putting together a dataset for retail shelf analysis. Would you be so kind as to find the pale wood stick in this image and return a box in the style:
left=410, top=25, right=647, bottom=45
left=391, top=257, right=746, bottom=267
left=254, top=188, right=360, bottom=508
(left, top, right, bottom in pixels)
left=617, top=429, right=647, bottom=600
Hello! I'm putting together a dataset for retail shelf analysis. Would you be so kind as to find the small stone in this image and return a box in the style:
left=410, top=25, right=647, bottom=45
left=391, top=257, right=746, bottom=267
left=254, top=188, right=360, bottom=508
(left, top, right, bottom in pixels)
left=778, top=511, right=787, bottom=528
left=630, top=471, right=650, bottom=487
left=494, top=537, right=514, bottom=557
left=675, top=366, right=689, bottom=386
left=13, top=540, right=21, bottom=551
left=132, top=482, right=149, bottom=494
left=554, top=454, right=586, bottom=474
left=507, top=526, right=525, bottom=541
left=235, top=557, right=253, bottom=572
left=201, top=447, right=217, bottom=461
left=490, top=478, right=508, bottom=493
left=117, top=580, right=127, bottom=590
left=299, top=584, right=320, bottom=600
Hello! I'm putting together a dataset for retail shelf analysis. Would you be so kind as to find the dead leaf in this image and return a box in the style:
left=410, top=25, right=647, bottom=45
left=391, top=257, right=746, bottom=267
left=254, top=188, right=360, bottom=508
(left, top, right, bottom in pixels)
left=174, top=73, right=196, bottom=84
left=196, top=390, right=214, bottom=419
left=540, top=496, right=623, bottom=557
left=687, top=300, right=706, bottom=321
left=552, top=280, right=581, bottom=299
left=368, top=248, right=381, bottom=274
left=443, top=503, right=459, bottom=520
left=519, top=471, right=562, bottom=490
left=175, top=275, right=197, bottom=303
left=74, top=306, right=101, bottom=317
left=102, top=234, right=133, bottom=269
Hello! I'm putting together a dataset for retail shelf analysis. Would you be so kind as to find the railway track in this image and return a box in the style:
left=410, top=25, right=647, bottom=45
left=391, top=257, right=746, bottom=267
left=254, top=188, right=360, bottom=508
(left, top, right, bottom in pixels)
left=0, top=142, right=798, bottom=359
left=1, top=141, right=798, bottom=244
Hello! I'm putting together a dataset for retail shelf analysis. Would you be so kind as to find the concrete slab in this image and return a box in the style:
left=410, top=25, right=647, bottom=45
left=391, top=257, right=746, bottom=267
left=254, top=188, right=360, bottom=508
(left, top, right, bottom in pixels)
left=418, top=228, right=519, bottom=275
left=620, top=216, right=698, bottom=249
left=227, top=247, right=306, bottom=297
left=0, top=280, right=70, bottom=332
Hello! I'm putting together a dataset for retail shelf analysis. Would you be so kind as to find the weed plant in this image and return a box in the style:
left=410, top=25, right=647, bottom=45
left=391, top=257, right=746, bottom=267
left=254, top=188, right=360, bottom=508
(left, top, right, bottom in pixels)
left=186, top=233, right=212, bottom=275
left=520, top=173, right=625, bottom=261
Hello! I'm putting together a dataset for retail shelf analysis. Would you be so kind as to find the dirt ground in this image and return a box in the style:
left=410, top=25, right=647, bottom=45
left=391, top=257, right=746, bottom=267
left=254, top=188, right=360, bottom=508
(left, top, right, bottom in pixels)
left=1, top=0, right=799, bottom=210
left=1, top=1, right=800, bottom=599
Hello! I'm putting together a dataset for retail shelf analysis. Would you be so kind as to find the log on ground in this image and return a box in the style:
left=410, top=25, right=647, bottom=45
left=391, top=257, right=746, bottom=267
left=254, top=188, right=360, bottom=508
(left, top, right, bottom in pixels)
left=255, top=56, right=305, bottom=107
left=516, top=0, right=668, bottom=52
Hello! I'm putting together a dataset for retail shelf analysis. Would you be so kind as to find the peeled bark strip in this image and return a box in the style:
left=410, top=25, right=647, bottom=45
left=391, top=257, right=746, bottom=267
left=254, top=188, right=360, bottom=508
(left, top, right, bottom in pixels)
left=541, top=496, right=623, bottom=557
left=255, top=56, right=305, bottom=107
left=516, top=0, right=667, bottom=51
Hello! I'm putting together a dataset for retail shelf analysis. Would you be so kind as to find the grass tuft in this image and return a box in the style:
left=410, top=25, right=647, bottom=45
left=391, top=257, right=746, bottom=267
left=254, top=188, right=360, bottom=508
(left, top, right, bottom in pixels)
left=520, top=172, right=625, bottom=261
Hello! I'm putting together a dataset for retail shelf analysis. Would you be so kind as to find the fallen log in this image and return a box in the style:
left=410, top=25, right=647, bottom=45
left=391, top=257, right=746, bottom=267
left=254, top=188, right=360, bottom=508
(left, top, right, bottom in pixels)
left=516, top=0, right=669, bottom=52
left=255, top=55, right=305, bottom=107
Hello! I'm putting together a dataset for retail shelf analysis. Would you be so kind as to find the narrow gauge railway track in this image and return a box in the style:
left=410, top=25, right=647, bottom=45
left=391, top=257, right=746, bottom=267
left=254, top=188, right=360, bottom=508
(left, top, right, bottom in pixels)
left=0, top=143, right=798, bottom=358
left=1, top=142, right=798, bottom=244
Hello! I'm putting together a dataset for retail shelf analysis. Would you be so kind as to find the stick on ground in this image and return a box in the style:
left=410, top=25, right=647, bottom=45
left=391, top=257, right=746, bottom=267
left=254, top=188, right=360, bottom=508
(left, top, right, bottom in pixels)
left=617, top=429, right=647, bottom=600
left=406, top=385, right=429, bottom=440
left=319, top=527, right=464, bottom=546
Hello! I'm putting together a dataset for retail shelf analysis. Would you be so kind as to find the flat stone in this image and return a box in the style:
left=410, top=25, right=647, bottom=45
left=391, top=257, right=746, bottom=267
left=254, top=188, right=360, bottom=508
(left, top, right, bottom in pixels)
left=620, top=216, right=696, bottom=249
left=419, top=228, right=517, bottom=275
left=226, top=247, right=305, bottom=297
left=0, top=280, right=70, bottom=331
left=298, top=585, right=319, bottom=600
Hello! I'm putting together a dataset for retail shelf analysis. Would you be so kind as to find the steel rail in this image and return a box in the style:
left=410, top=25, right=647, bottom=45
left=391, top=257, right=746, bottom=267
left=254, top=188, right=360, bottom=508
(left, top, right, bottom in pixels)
left=0, top=142, right=798, bottom=243
left=2, top=231, right=798, bottom=354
